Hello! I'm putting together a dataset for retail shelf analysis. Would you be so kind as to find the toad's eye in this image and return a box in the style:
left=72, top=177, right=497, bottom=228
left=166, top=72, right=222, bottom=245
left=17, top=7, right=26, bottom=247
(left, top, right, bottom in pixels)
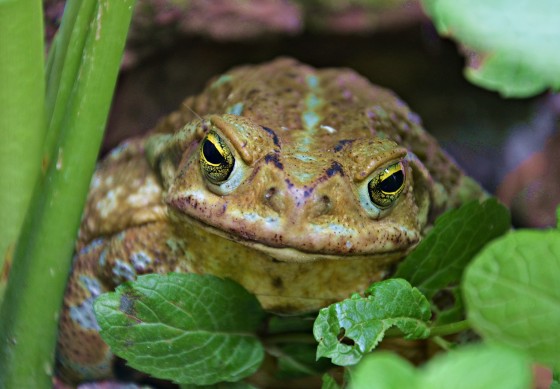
left=200, top=130, right=235, bottom=184
left=368, top=161, right=406, bottom=208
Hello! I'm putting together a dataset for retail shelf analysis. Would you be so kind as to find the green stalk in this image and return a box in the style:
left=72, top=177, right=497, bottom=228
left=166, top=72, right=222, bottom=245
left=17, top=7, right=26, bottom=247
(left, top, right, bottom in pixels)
left=428, top=320, right=470, bottom=337
left=44, top=0, right=97, bottom=159
left=0, top=0, right=136, bottom=387
left=385, top=320, right=471, bottom=339
left=0, top=0, right=45, bottom=297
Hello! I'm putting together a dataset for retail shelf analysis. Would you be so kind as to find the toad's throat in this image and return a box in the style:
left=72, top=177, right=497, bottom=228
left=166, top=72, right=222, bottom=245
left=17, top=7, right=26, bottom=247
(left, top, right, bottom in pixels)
left=169, top=209, right=418, bottom=263
left=169, top=209, right=413, bottom=313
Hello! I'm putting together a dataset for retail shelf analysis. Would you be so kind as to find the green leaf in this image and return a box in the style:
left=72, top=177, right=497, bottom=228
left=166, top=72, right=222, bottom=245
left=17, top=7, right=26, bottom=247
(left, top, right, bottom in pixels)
left=421, top=0, right=560, bottom=97
left=464, top=229, right=560, bottom=370
left=395, top=199, right=510, bottom=298
left=349, top=352, right=418, bottom=389
left=95, top=273, right=266, bottom=385
left=274, top=344, right=332, bottom=379
left=314, top=279, right=431, bottom=366
left=322, top=373, right=341, bottom=389
left=432, top=287, right=464, bottom=325
left=349, top=344, right=531, bottom=389
left=556, top=205, right=560, bottom=230
left=267, top=314, right=315, bottom=335
left=420, top=344, right=531, bottom=389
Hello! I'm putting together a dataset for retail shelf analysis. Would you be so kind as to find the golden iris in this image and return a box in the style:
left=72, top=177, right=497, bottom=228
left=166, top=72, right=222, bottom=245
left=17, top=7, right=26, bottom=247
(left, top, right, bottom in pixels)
left=199, top=131, right=235, bottom=184
left=368, top=161, right=406, bottom=208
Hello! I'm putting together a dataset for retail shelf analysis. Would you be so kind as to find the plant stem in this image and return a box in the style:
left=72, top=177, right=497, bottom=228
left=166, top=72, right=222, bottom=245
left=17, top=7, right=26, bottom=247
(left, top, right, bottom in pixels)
left=0, top=0, right=45, bottom=299
left=428, top=320, right=470, bottom=337
left=384, top=319, right=470, bottom=339
left=432, top=336, right=454, bottom=351
left=266, top=320, right=471, bottom=347
left=0, top=1, right=135, bottom=386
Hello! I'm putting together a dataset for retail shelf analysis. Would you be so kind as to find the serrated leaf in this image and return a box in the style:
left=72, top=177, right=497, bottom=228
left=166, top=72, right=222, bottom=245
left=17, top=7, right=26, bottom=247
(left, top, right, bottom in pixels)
left=94, top=273, right=266, bottom=385
left=395, top=198, right=510, bottom=298
left=421, top=0, right=560, bottom=97
left=464, top=229, right=560, bottom=370
left=313, top=279, right=431, bottom=366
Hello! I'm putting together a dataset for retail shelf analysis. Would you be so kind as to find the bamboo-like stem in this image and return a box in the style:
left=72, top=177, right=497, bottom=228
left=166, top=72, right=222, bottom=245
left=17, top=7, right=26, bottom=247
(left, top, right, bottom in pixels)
left=0, top=1, right=136, bottom=386
left=0, top=0, right=45, bottom=300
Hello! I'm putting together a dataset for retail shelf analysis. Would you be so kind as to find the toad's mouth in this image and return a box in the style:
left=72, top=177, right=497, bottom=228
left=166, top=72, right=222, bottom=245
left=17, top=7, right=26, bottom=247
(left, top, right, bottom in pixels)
left=170, top=209, right=420, bottom=263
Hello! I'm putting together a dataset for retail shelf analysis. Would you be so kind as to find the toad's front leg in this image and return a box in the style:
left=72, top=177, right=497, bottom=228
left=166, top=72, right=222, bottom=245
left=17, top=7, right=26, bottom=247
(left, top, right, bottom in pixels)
left=56, top=221, right=190, bottom=384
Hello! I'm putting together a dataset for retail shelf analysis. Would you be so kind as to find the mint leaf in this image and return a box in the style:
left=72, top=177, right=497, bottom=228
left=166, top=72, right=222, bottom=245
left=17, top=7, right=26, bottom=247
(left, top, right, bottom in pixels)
left=94, top=273, right=265, bottom=385
left=421, top=0, right=560, bottom=97
left=420, top=344, right=532, bottom=389
left=349, top=344, right=531, bottom=389
left=464, top=229, right=560, bottom=370
left=395, top=199, right=510, bottom=298
left=349, top=352, right=418, bottom=389
left=314, top=279, right=431, bottom=366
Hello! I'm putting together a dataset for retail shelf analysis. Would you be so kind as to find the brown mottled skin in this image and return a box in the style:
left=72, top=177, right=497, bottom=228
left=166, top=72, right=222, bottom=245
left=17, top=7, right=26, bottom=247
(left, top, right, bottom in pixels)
left=57, top=58, right=485, bottom=383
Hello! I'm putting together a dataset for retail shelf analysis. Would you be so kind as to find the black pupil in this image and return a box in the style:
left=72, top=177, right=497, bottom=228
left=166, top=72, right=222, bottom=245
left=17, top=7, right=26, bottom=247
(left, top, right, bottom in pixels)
left=377, top=170, right=403, bottom=193
left=203, top=139, right=225, bottom=165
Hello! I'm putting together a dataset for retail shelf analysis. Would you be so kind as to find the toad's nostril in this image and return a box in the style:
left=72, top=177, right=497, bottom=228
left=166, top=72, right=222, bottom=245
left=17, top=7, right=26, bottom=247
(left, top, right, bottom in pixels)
left=310, top=194, right=332, bottom=217
left=264, top=187, right=284, bottom=213
left=320, top=195, right=332, bottom=212
left=265, top=187, right=276, bottom=200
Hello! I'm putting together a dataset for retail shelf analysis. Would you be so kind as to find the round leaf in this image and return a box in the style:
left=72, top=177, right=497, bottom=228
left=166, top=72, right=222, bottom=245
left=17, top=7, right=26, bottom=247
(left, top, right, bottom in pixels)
left=350, top=344, right=531, bottom=389
left=420, top=345, right=531, bottom=389
left=350, top=352, right=418, bottom=389
left=422, top=0, right=560, bottom=97
left=464, top=229, right=560, bottom=370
